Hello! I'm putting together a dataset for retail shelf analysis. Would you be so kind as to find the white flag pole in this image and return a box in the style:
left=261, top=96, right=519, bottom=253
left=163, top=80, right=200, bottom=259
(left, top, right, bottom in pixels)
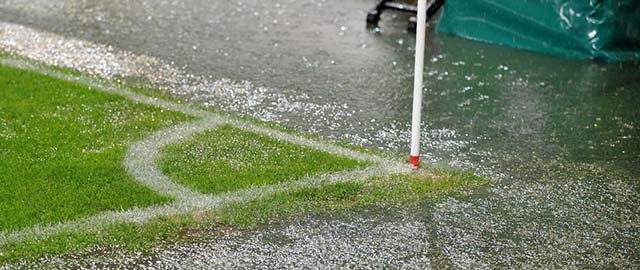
left=410, top=0, right=428, bottom=170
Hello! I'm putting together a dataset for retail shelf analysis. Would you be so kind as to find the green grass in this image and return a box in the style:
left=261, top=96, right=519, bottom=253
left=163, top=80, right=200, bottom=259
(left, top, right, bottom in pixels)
left=0, top=168, right=486, bottom=265
left=9, top=54, right=392, bottom=159
left=0, top=58, right=488, bottom=266
left=218, top=169, right=486, bottom=227
left=0, top=215, right=200, bottom=265
left=0, top=64, right=192, bottom=232
left=160, top=124, right=368, bottom=194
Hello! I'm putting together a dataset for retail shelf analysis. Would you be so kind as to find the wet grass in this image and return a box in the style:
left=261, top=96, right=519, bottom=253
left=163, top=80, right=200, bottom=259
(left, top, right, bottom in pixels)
left=0, top=64, right=192, bottom=232
left=159, top=124, right=368, bottom=194
left=0, top=57, right=487, bottom=266
left=0, top=169, right=486, bottom=266
left=126, top=83, right=392, bottom=159
left=2, top=53, right=391, bottom=161
left=218, top=169, right=486, bottom=227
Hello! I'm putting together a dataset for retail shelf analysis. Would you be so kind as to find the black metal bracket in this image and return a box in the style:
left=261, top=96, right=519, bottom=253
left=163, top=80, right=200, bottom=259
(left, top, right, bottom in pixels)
left=366, top=0, right=445, bottom=31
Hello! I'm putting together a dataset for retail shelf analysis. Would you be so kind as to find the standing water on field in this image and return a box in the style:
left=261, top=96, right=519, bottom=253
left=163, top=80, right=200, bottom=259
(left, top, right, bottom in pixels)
left=1, top=0, right=638, bottom=268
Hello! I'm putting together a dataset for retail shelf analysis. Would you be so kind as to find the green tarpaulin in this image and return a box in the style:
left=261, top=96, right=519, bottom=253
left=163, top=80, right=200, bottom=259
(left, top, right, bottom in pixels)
left=437, top=0, right=640, bottom=62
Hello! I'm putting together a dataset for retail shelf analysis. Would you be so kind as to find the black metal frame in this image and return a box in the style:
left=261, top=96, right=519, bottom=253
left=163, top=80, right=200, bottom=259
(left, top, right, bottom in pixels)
left=366, top=0, right=446, bottom=30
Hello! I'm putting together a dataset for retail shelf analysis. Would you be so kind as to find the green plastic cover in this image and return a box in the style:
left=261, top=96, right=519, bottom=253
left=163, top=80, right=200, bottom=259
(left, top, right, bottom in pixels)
left=436, top=0, right=640, bottom=62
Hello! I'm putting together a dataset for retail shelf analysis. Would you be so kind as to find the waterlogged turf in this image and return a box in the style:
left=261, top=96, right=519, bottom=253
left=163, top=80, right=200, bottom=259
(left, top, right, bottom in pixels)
left=0, top=65, right=191, bottom=232
left=218, top=169, right=487, bottom=227
left=0, top=61, right=486, bottom=267
left=160, top=125, right=368, bottom=195
left=0, top=169, right=486, bottom=266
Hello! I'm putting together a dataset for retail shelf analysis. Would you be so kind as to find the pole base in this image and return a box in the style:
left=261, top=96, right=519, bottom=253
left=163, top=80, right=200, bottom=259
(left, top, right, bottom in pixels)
left=410, top=155, right=420, bottom=170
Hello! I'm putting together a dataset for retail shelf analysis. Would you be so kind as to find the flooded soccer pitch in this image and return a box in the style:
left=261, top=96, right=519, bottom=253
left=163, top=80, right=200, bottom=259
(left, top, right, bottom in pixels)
left=1, top=0, right=638, bottom=268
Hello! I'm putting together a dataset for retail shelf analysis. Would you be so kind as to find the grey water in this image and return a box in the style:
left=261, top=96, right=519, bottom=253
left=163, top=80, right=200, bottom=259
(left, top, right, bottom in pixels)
left=1, top=0, right=638, bottom=268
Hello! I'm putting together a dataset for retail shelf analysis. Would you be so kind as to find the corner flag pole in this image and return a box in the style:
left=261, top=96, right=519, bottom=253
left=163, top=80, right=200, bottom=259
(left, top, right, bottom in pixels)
left=410, top=0, right=427, bottom=170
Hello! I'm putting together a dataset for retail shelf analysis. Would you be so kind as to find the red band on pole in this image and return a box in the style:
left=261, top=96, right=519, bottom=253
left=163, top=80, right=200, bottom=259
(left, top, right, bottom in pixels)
left=410, top=155, right=420, bottom=170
